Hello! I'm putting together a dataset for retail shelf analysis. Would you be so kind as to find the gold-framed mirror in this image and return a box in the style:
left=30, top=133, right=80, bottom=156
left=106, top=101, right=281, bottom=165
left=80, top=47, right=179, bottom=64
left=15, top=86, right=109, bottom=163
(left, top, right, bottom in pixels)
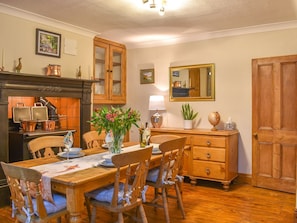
left=169, top=63, right=215, bottom=101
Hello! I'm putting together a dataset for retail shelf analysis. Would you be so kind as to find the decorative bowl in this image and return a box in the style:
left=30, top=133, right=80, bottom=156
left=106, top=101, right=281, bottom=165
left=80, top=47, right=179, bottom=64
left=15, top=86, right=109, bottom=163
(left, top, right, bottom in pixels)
left=68, top=147, right=82, bottom=155
left=102, top=154, right=114, bottom=163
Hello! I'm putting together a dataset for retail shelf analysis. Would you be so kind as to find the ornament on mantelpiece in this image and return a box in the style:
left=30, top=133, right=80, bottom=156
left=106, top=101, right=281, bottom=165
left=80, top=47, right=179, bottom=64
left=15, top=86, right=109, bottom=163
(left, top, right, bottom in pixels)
left=77, top=65, right=82, bottom=79
left=46, top=64, right=61, bottom=77
left=1, top=49, right=5, bottom=71
left=15, top=57, right=22, bottom=73
left=208, top=111, right=221, bottom=131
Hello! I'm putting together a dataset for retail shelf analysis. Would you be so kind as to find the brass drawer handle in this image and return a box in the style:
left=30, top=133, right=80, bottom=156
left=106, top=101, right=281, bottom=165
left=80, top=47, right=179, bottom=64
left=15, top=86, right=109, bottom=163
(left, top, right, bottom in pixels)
left=206, top=140, right=211, bottom=146
left=206, top=152, right=211, bottom=159
left=205, top=168, right=210, bottom=175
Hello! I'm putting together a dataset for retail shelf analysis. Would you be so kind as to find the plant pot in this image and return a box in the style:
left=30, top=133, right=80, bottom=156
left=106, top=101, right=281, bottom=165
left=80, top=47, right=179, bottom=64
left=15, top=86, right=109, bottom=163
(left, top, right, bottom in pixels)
left=183, top=120, right=193, bottom=130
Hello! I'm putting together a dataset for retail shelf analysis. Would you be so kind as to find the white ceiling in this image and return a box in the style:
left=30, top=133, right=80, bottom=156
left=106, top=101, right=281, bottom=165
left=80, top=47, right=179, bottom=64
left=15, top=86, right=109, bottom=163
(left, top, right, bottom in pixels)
left=1, top=0, right=297, bottom=49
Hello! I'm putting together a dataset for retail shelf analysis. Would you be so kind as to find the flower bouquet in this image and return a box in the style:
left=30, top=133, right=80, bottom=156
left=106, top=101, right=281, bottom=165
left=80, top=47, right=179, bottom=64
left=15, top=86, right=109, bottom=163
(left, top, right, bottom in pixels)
left=90, top=106, right=141, bottom=153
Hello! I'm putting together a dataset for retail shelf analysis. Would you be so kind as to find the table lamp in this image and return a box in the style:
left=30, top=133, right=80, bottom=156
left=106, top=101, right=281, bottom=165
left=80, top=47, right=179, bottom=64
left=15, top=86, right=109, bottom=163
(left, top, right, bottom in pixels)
left=149, top=95, right=166, bottom=128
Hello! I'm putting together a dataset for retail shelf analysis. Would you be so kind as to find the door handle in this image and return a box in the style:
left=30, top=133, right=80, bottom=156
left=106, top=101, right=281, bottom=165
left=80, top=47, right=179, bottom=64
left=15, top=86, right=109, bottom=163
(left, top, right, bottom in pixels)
left=253, top=132, right=258, bottom=140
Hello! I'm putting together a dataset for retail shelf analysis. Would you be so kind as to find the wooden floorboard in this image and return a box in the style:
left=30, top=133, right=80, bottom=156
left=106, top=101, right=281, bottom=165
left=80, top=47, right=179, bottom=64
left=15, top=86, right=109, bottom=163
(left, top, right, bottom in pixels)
left=0, top=180, right=295, bottom=222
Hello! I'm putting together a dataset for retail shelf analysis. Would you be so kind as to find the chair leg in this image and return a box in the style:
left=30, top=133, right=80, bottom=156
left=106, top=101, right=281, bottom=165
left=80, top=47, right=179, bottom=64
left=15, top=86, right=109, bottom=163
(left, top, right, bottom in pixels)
left=162, top=188, right=170, bottom=223
left=175, top=184, right=186, bottom=219
left=91, top=206, right=97, bottom=223
left=118, top=212, right=124, bottom=223
left=149, top=187, right=161, bottom=207
left=138, top=204, right=148, bottom=223
left=84, top=196, right=92, bottom=222
left=154, top=188, right=159, bottom=200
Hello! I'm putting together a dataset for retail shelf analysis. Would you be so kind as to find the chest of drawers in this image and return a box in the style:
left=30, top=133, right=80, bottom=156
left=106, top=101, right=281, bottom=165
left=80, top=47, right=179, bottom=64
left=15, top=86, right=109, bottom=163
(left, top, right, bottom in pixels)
left=151, top=128, right=239, bottom=190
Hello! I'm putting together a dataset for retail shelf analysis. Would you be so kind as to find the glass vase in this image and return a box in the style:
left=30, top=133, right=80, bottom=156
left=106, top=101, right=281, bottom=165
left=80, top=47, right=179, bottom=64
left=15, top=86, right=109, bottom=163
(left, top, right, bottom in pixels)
left=110, top=134, right=124, bottom=154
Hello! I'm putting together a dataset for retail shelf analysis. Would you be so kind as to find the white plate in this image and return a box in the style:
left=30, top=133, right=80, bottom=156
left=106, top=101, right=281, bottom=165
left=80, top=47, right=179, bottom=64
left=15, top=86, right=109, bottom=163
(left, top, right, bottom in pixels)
left=102, top=154, right=113, bottom=163
left=152, top=144, right=161, bottom=154
left=58, top=151, right=85, bottom=158
left=98, top=159, right=114, bottom=167
left=101, top=144, right=109, bottom=149
left=152, top=149, right=162, bottom=155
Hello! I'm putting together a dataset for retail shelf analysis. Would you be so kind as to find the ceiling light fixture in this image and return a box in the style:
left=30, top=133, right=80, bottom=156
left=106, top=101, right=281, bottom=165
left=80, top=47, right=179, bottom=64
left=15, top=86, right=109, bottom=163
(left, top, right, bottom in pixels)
left=143, top=0, right=166, bottom=16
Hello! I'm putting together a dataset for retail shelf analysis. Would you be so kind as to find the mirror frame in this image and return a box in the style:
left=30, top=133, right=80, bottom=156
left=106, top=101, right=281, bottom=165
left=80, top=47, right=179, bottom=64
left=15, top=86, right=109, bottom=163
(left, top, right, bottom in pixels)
left=169, top=63, right=215, bottom=102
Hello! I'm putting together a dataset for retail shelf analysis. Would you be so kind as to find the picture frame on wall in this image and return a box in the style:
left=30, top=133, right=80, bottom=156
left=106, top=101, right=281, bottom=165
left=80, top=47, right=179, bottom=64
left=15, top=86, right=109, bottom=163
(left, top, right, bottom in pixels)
left=140, top=69, right=155, bottom=84
left=172, top=71, right=180, bottom=77
left=35, top=29, right=61, bottom=58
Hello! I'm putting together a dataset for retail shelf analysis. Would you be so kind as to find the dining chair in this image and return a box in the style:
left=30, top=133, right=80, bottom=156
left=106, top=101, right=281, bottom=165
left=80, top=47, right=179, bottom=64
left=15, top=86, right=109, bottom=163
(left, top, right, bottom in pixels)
left=84, top=146, right=153, bottom=223
left=1, top=161, right=68, bottom=223
left=145, top=137, right=187, bottom=223
left=27, top=135, right=65, bottom=158
left=83, top=130, right=106, bottom=150
left=150, top=134, right=186, bottom=192
left=150, top=134, right=181, bottom=144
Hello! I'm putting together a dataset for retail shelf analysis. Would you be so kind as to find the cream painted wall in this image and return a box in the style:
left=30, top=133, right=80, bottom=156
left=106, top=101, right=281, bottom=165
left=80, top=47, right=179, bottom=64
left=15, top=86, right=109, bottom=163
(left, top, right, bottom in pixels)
left=126, top=28, right=297, bottom=174
left=0, top=13, right=93, bottom=79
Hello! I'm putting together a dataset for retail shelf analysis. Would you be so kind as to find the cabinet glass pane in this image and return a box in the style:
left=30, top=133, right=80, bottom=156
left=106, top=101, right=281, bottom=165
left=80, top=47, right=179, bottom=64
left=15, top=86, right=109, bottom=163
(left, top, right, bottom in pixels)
left=94, top=46, right=105, bottom=94
left=112, top=51, right=122, bottom=95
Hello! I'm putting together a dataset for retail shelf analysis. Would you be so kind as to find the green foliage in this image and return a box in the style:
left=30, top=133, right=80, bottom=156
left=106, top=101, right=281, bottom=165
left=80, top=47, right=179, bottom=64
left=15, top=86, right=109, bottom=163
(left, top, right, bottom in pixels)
left=90, top=106, right=141, bottom=136
left=181, top=103, right=198, bottom=120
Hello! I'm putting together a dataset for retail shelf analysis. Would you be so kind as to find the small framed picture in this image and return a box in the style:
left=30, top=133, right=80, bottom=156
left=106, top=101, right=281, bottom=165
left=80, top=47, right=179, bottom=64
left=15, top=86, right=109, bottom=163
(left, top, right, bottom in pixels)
left=36, top=29, right=61, bottom=58
left=172, top=71, right=180, bottom=77
left=140, top=69, right=155, bottom=84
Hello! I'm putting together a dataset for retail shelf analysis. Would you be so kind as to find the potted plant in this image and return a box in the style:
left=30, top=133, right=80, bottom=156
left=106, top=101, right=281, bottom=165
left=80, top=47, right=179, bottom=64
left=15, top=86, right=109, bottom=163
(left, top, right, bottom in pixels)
left=181, top=103, right=198, bottom=129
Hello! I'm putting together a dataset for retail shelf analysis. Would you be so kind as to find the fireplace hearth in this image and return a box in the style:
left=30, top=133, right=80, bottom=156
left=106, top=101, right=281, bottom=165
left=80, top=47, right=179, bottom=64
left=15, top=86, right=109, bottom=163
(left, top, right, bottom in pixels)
left=0, top=71, right=94, bottom=206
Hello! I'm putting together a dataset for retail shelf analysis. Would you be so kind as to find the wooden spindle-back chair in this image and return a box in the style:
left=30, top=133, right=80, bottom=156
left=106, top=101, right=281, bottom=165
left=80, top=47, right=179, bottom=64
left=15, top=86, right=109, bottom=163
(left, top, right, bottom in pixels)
left=1, top=161, right=68, bottom=222
left=27, top=136, right=65, bottom=158
left=145, top=137, right=187, bottom=223
left=84, top=146, right=153, bottom=223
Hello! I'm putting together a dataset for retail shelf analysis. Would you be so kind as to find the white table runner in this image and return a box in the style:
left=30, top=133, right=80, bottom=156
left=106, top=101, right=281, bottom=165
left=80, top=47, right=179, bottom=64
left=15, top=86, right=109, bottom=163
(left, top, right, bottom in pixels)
left=30, top=144, right=158, bottom=203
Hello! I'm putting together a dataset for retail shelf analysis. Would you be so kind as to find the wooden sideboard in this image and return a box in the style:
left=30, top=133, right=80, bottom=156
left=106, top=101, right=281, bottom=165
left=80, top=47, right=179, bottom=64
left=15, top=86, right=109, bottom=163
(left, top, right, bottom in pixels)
left=150, top=128, right=239, bottom=190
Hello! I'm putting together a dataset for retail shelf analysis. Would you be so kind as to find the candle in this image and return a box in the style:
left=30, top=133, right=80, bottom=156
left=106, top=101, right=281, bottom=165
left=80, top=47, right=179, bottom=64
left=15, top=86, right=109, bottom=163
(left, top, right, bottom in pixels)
left=1, top=49, right=4, bottom=69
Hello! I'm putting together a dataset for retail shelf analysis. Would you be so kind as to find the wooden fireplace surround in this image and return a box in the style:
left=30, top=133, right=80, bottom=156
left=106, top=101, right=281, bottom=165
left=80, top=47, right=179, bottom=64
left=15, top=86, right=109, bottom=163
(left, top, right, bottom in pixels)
left=0, top=71, right=93, bottom=206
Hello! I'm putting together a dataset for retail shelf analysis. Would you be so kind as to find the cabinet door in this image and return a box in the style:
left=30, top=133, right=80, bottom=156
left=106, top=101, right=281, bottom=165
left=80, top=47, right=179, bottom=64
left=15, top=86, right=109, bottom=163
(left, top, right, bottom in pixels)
left=109, top=45, right=126, bottom=103
left=94, top=41, right=109, bottom=101
left=93, top=38, right=126, bottom=104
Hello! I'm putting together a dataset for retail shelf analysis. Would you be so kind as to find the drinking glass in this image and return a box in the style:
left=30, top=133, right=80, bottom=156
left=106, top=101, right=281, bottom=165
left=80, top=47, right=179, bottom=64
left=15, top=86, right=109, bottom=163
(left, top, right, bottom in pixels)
left=105, top=131, right=113, bottom=154
left=64, top=133, right=73, bottom=162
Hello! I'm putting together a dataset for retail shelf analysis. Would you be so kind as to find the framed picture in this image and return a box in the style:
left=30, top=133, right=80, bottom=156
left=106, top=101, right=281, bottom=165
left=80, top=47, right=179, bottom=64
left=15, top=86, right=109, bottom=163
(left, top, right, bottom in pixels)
left=36, top=29, right=61, bottom=58
left=140, top=69, right=155, bottom=84
left=172, top=71, right=180, bottom=77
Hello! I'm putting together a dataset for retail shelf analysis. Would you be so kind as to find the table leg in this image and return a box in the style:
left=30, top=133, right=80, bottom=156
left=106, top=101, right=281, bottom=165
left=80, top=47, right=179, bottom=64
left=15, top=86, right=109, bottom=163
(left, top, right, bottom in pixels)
left=66, top=187, right=85, bottom=223
left=69, top=212, right=82, bottom=223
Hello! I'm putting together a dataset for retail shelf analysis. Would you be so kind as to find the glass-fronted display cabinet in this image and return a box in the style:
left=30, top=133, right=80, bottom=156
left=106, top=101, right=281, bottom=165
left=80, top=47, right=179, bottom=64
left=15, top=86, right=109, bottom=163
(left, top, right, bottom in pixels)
left=93, top=37, right=126, bottom=104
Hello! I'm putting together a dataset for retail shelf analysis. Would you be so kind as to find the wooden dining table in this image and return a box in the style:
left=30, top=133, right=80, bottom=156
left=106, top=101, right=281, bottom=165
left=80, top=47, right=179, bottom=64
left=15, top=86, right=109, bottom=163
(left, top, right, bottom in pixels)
left=11, top=142, right=161, bottom=223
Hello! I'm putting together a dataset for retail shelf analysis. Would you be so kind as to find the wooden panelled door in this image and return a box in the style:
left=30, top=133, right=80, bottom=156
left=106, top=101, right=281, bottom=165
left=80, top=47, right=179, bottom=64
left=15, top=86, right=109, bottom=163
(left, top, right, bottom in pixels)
left=252, top=54, right=297, bottom=193
left=189, top=68, right=200, bottom=97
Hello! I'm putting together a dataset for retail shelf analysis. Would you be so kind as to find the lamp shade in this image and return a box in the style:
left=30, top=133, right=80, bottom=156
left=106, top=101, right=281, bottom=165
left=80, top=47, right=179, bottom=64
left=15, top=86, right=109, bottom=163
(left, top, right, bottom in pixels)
left=149, top=95, right=166, bottom=111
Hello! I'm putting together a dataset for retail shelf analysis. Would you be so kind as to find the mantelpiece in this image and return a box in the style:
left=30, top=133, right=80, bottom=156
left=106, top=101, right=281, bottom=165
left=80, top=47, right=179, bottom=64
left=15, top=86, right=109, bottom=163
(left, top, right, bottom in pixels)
left=0, top=71, right=94, bottom=206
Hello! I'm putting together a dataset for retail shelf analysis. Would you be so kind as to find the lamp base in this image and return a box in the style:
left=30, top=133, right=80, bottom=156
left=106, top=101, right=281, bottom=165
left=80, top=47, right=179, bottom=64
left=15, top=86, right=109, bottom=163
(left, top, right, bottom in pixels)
left=151, top=113, right=163, bottom=128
